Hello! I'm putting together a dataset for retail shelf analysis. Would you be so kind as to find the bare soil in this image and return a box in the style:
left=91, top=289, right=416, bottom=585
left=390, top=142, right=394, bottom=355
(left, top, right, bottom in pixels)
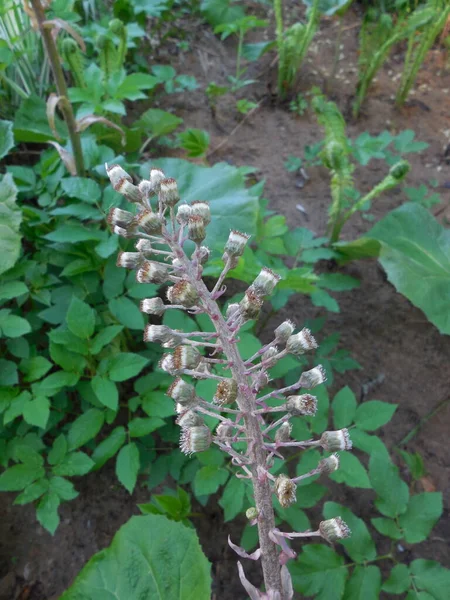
left=1, top=5, right=449, bottom=599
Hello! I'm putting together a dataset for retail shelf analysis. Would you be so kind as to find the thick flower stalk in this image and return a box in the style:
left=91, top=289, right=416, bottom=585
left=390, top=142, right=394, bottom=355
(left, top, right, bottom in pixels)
left=105, top=164, right=353, bottom=599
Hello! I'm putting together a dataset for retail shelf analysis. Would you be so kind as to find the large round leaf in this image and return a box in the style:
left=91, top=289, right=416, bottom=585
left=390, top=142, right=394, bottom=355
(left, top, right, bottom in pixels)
left=60, top=514, right=211, bottom=600
left=139, top=158, right=260, bottom=249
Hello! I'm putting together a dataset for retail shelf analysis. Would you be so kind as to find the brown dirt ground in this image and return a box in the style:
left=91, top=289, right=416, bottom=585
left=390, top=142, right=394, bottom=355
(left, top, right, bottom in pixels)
left=1, top=4, right=450, bottom=600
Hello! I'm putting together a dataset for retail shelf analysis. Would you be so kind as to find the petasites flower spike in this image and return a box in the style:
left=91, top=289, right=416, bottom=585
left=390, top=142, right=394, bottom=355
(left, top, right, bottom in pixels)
left=105, top=164, right=356, bottom=599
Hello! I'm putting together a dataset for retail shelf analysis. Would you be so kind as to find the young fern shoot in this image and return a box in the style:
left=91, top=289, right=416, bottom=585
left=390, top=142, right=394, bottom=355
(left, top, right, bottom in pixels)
left=106, top=164, right=354, bottom=599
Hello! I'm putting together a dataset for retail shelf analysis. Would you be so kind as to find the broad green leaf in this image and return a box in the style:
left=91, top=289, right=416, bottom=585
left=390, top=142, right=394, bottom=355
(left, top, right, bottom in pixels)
left=355, top=400, right=397, bottom=431
left=108, top=352, right=149, bottom=382
left=371, top=517, right=403, bottom=540
left=0, top=280, right=28, bottom=300
left=178, top=128, right=210, bottom=158
left=23, top=396, right=50, bottom=429
left=410, top=559, right=450, bottom=600
left=140, top=158, right=259, bottom=248
left=345, top=566, right=381, bottom=600
left=318, top=273, right=360, bottom=291
left=0, top=463, right=45, bottom=491
left=92, top=376, right=118, bottom=411
left=142, top=391, right=175, bottom=419
left=329, top=452, right=371, bottom=489
left=200, top=0, right=245, bottom=27
left=44, top=224, right=104, bottom=243
left=59, top=515, right=211, bottom=599
left=291, top=544, right=347, bottom=600
left=90, top=325, right=123, bottom=354
left=67, top=408, right=105, bottom=450
left=49, top=327, right=90, bottom=354
left=0, top=358, right=18, bottom=385
left=276, top=505, right=310, bottom=532
left=19, top=356, right=52, bottom=382
left=128, top=417, right=165, bottom=437
left=14, top=478, right=49, bottom=505
left=48, top=434, right=68, bottom=466
left=369, top=447, right=409, bottom=517
left=66, top=296, right=96, bottom=339
left=0, top=173, right=22, bottom=276
left=332, top=386, right=357, bottom=428
left=398, top=492, right=443, bottom=543
left=218, top=475, right=246, bottom=522
left=0, top=313, right=31, bottom=338
left=49, top=476, right=78, bottom=501
left=60, top=177, right=102, bottom=204
left=91, top=427, right=126, bottom=471
left=13, top=95, right=66, bottom=142
left=36, top=490, right=60, bottom=535
left=116, top=442, right=140, bottom=494
left=296, top=483, right=327, bottom=508
left=193, top=465, right=228, bottom=497
left=382, top=564, right=411, bottom=594
left=136, top=108, right=183, bottom=137
left=52, top=451, right=94, bottom=476
left=333, top=237, right=381, bottom=263
left=368, top=203, right=450, bottom=334
left=0, top=119, right=14, bottom=159
left=34, top=371, right=79, bottom=396
left=109, top=296, right=145, bottom=330
left=324, top=502, right=376, bottom=563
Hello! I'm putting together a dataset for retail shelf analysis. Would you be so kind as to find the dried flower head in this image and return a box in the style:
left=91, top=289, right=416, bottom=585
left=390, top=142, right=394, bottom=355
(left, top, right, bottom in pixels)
left=105, top=163, right=141, bottom=203
left=224, top=230, right=250, bottom=257
left=319, top=454, right=340, bottom=474
left=239, top=289, right=263, bottom=321
left=191, top=201, right=211, bottom=225
left=180, top=424, right=211, bottom=455
left=252, top=267, right=281, bottom=297
left=320, top=429, right=352, bottom=452
left=176, top=203, right=191, bottom=224
left=135, top=239, right=153, bottom=255
left=286, top=394, right=318, bottom=416
left=173, top=345, right=202, bottom=371
left=116, top=251, right=142, bottom=269
left=252, top=369, right=269, bottom=393
left=299, top=365, right=327, bottom=389
left=274, top=474, right=297, bottom=508
left=275, top=421, right=292, bottom=443
left=168, top=280, right=199, bottom=308
left=188, top=215, right=206, bottom=244
left=176, top=408, right=203, bottom=428
left=262, top=346, right=279, bottom=368
left=108, top=207, right=134, bottom=229
left=167, top=377, right=196, bottom=405
left=136, top=261, right=169, bottom=284
left=213, top=379, right=238, bottom=406
left=150, top=167, right=165, bottom=191
left=274, top=320, right=296, bottom=344
left=135, top=210, right=163, bottom=235
left=319, top=517, right=351, bottom=543
left=286, top=328, right=318, bottom=356
left=159, top=178, right=180, bottom=207
left=140, top=297, right=165, bottom=316
left=143, top=324, right=175, bottom=344
left=159, top=353, right=175, bottom=374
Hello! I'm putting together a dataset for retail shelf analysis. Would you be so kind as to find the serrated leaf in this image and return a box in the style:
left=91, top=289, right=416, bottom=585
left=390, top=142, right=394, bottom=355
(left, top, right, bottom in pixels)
left=332, top=386, right=357, bottom=428
left=91, top=376, right=118, bottom=410
left=52, top=451, right=94, bottom=476
left=91, top=427, right=126, bottom=471
left=398, top=492, right=443, bottom=543
left=116, top=442, right=140, bottom=494
left=23, top=395, right=50, bottom=429
left=19, top=356, right=52, bottom=382
left=355, top=400, right=397, bottom=431
left=108, top=352, right=149, bottom=382
left=67, top=408, right=105, bottom=450
left=291, top=544, right=347, bottom=600
left=382, top=564, right=411, bottom=594
left=36, top=490, right=60, bottom=535
left=410, top=559, right=450, bottom=600
left=218, top=475, right=246, bottom=522
left=369, top=447, right=409, bottom=517
left=59, top=515, right=211, bottom=599
left=60, top=177, right=101, bottom=204
left=193, top=465, right=228, bottom=497
left=0, top=463, right=45, bottom=491
left=324, top=502, right=376, bottom=563
left=371, top=517, right=403, bottom=540
left=345, top=566, right=381, bottom=600
left=90, top=325, right=123, bottom=354
left=66, top=296, right=96, bottom=339
left=49, top=476, right=79, bottom=501
left=14, top=478, right=49, bottom=505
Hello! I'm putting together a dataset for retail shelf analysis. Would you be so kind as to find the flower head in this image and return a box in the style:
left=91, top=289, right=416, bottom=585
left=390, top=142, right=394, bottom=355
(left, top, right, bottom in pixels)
left=286, top=394, right=317, bottom=416
left=180, top=424, right=211, bottom=454
left=320, top=429, right=352, bottom=452
left=319, top=517, right=351, bottom=543
left=299, top=365, right=327, bottom=389
left=286, top=328, right=318, bottom=356
left=274, top=474, right=297, bottom=508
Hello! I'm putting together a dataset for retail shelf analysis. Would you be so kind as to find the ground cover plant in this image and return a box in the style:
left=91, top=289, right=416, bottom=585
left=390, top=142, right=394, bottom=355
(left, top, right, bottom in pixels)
left=0, top=0, right=449, bottom=598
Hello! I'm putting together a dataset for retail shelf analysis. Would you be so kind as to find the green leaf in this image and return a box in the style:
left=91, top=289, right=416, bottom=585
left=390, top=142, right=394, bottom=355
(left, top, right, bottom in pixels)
left=52, top=451, right=94, bottom=476
left=382, top=564, right=411, bottom=594
left=398, top=492, right=443, bottom=543
left=368, top=203, right=450, bottom=334
left=19, top=356, right=52, bottom=382
left=329, top=452, right=371, bottom=489
left=355, top=400, right=397, bottom=431
left=67, top=408, right=105, bottom=450
left=14, top=95, right=66, bottom=142
left=36, top=490, right=60, bottom=535
left=140, top=158, right=259, bottom=247
left=0, top=119, right=14, bottom=159
left=0, top=280, right=28, bottom=300
left=345, top=566, right=381, bottom=600
left=318, top=273, right=360, bottom=291
left=0, top=313, right=31, bottom=338
left=193, top=465, right=228, bottom=497
left=60, top=177, right=102, bottom=204
left=116, top=442, right=140, bottom=494
left=91, top=427, right=126, bottom=471
left=49, top=476, right=79, bottom=501
left=410, top=559, right=450, bottom=600
left=178, top=128, right=210, bottom=157
left=108, top=352, right=149, bottom=382
left=371, top=517, right=403, bottom=540
left=136, top=108, right=183, bottom=137
left=14, top=479, right=49, bottom=505
left=0, top=358, right=18, bottom=385
left=324, top=502, right=376, bottom=563
left=218, top=475, right=246, bottom=522
left=116, top=73, right=158, bottom=100
left=33, top=370, right=79, bottom=396
left=59, top=514, right=211, bottom=599
left=44, top=223, right=103, bottom=243
left=92, top=376, right=118, bottom=411
left=109, top=296, right=145, bottom=330
left=128, top=417, right=165, bottom=437
left=90, top=325, right=123, bottom=354
left=0, top=173, right=22, bottom=276
left=66, top=296, right=96, bottom=339
left=291, top=544, right=347, bottom=600
left=369, top=447, right=409, bottom=517
left=48, top=434, right=68, bottom=466
left=23, top=396, right=50, bottom=429
left=332, top=386, right=357, bottom=428
left=0, top=463, right=45, bottom=491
